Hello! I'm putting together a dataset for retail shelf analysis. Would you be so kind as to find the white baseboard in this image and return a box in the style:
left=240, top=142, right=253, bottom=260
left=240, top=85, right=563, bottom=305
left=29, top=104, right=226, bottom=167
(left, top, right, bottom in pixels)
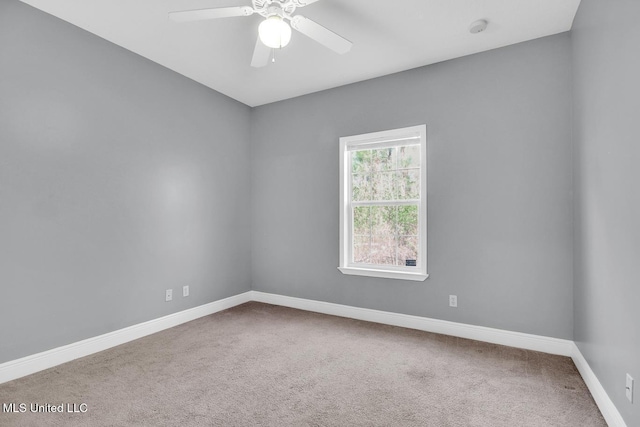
left=250, top=291, right=574, bottom=356
left=0, top=291, right=252, bottom=385
left=571, top=343, right=627, bottom=427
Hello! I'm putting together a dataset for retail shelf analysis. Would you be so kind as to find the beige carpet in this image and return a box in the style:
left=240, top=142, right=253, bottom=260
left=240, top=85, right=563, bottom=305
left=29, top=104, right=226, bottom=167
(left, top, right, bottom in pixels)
left=0, top=302, right=605, bottom=426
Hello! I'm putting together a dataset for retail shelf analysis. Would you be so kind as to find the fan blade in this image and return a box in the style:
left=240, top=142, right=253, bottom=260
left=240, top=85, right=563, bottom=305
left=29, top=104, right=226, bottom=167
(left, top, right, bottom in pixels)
left=251, top=37, right=271, bottom=68
left=290, top=15, right=352, bottom=54
left=169, top=6, right=253, bottom=23
left=293, top=0, right=323, bottom=6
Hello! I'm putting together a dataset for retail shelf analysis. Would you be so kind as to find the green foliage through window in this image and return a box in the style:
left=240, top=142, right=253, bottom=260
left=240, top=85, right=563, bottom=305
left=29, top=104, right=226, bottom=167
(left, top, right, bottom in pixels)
left=351, top=144, right=420, bottom=267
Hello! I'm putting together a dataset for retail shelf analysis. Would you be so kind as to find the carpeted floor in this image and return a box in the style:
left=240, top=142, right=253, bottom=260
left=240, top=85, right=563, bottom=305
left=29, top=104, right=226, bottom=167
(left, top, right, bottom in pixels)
left=0, top=302, right=605, bottom=426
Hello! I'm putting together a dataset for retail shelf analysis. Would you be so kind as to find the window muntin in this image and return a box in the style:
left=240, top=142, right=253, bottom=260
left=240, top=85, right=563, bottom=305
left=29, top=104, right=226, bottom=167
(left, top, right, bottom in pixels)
left=339, top=125, right=427, bottom=281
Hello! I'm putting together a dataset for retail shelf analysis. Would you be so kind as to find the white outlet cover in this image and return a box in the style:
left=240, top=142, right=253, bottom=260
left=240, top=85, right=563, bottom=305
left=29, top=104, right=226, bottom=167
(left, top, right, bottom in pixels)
left=165, top=289, right=173, bottom=302
left=449, top=295, right=458, bottom=308
left=627, top=374, right=634, bottom=403
left=183, top=286, right=189, bottom=297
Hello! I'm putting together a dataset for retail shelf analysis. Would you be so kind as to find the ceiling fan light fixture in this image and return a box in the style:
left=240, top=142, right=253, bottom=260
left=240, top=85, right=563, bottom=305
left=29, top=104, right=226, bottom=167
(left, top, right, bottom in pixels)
left=259, top=15, right=292, bottom=49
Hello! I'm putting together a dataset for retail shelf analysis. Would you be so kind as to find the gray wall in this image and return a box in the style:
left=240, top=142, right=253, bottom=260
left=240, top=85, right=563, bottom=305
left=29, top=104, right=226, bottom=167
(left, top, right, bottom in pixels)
left=251, top=34, right=574, bottom=339
left=572, top=1, right=640, bottom=425
left=0, top=1, right=252, bottom=363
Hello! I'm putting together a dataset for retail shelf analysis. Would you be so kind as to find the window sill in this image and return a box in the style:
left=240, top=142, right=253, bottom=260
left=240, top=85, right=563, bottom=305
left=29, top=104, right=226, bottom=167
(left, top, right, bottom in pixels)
left=338, top=267, right=429, bottom=282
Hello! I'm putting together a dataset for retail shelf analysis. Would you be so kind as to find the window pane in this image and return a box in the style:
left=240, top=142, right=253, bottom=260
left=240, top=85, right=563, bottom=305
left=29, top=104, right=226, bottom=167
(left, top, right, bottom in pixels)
left=351, top=150, right=372, bottom=173
left=352, top=174, right=371, bottom=201
left=371, top=172, right=396, bottom=201
left=397, top=205, right=418, bottom=236
left=397, top=170, right=420, bottom=199
left=353, top=236, right=371, bottom=264
left=397, top=236, right=418, bottom=267
left=371, top=206, right=396, bottom=235
left=398, top=145, right=420, bottom=169
left=371, top=147, right=396, bottom=172
left=353, top=206, right=371, bottom=235
left=371, top=235, right=396, bottom=266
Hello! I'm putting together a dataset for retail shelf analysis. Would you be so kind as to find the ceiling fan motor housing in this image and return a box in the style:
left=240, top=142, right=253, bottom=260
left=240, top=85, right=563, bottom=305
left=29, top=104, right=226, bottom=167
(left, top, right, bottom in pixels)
left=253, top=0, right=297, bottom=18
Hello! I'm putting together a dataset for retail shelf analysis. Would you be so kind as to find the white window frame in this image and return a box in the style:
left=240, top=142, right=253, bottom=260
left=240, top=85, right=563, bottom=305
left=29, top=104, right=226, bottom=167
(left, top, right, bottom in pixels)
left=338, top=125, right=428, bottom=281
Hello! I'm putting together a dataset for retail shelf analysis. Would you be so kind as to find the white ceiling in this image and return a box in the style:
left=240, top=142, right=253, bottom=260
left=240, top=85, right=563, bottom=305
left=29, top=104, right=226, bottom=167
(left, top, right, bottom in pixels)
left=20, top=0, right=581, bottom=107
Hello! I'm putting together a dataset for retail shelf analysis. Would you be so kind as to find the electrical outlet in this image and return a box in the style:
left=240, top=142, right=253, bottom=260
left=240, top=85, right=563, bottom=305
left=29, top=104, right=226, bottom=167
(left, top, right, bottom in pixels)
left=165, top=289, right=173, bottom=302
left=449, top=295, right=458, bottom=308
left=183, top=285, right=189, bottom=297
left=627, top=374, right=634, bottom=403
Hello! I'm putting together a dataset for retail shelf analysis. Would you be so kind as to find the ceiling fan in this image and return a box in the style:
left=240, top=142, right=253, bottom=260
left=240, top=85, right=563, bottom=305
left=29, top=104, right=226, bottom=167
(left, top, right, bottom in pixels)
left=169, top=0, right=353, bottom=68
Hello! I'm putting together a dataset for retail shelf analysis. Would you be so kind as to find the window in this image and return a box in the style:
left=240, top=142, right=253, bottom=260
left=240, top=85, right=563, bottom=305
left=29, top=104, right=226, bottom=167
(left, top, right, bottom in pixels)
left=339, top=125, right=428, bottom=281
